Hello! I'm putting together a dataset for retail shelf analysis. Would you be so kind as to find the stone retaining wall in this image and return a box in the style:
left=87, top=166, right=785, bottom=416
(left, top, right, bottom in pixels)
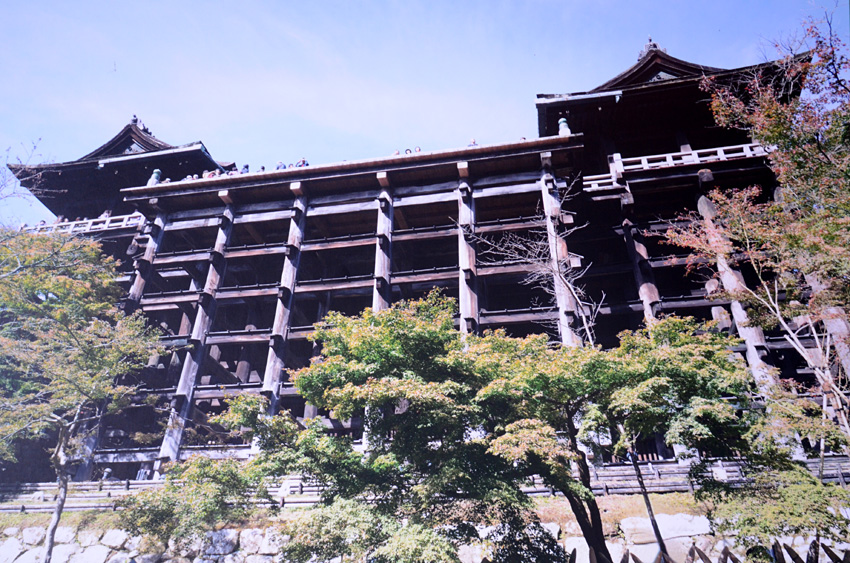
left=0, top=515, right=840, bottom=563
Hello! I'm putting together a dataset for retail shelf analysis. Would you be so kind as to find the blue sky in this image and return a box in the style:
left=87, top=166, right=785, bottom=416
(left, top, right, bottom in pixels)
left=1, top=0, right=847, bottom=225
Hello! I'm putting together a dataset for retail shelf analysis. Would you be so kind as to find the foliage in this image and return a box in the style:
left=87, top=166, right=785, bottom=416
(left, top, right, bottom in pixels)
left=0, top=231, right=157, bottom=459
left=217, top=293, right=571, bottom=562
left=280, top=498, right=460, bottom=563
left=666, top=17, right=850, bottom=435
left=0, top=230, right=160, bottom=561
left=666, top=16, right=850, bottom=545
left=118, top=456, right=264, bottom=548
left=703, top=465, right=850, bottom=551
left=274, top=295, right=749, bottom=562
left=149, top=294, right=818, bottom=560
left=601, top=317, right=752, bottom=457
left=470, top=316, right=750, bottom=558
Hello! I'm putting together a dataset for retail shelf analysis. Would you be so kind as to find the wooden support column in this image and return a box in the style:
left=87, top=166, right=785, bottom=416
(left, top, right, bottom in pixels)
left=234, top=306, right=258, bottom=383
left=262, top=192, right=307, bottom=408
left=805, top=275, right=850, bottom=379
left=457, top=167, right=478, bottom=334
left=540, top=153, right=581, bottom=347
left=373, top=176, right=393, bottom=311
left=622, top=219, right=660, bottom=323
left=156, top=205, right=233, bottom=469
left=127, top=213, right=166, bottom=306
left=697, top=195, right=776, bottom=391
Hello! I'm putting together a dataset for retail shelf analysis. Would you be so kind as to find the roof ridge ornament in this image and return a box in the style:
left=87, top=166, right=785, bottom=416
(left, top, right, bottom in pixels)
left=130, top=114, right=152, bottom=135
left=638, top=36, right=666, bottom=61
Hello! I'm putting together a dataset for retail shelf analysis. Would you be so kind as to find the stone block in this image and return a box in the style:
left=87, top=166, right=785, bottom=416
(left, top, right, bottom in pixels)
left=563, top=537, right=589, bottom=563
left=606, top=538, right=627, bottom=563
left=101, top=529, right=129, bottom=549
left=259, top=529, right=286, bottom=555
left=21, top=526, right=46, bottom=545
left=3, top=527, right=19, bottom=537
left=205, top=529, right=239, bottom=555
left=666, top=537, right=697, bottom=562
left=124, top=534, right=143, bottom=553
left=51, top=543, right=80, bottom=563
left=78, top=529, right=104, bottom=547
left=655, top=514, right=711, bottom=539
left=540, top=522, right=560, bottom=539
left=54, top=526, right=77, bottom=544
left=621, top=513, right=711, bottom=545
left=135, top=554, right=164, bottom=563
left=70, top=545, right=112, bottom=563
left=239, top=528, right=264, bottom=554
left=458, top=543, right=487, bottom=563
left=629, top=543, right=663, bottom=562
left=0, top=537, right=24, bottom=563
left=106, top=554, right=133, bottom=563
left=222, top=553, right=246, bottom=563
left=245, top=556, right=275, bottom=563
left=13, top=547, right=46, bottom=563
left=167, top=535, right=205, bottom=558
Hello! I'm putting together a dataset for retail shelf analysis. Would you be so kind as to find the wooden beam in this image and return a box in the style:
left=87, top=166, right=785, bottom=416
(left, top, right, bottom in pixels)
left=457, top=181, right=478, bottom=334
left=263, top=196, right=307, bottom=402
left=540, top=171, right=580, bottom=347
left=622, top=219, right=660, bottom=322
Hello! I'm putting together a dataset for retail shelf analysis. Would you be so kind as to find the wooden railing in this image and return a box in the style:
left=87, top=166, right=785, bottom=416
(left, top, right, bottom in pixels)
left=618, top=143, right=768, bottom=173
left=3, top=455, right=846, bottom=513
left=583, top=143, right=769, bottom=194
left=24, top=212, right=145, bottom=235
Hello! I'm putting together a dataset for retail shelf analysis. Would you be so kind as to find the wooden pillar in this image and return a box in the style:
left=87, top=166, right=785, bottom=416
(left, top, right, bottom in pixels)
left=805, top=274, right=850, bottom=378
left=540, top=153, right=581, bottom=347
left=127, top=213, right=166, bottom=306
left=373, top=180, right=393, bottom=311
left=262, top=192, right=307, bottom=409
left=457, top=173, right=478, bottom=335
left=157, top=205, right=234, bottom=468
left=622, top=219, right=660, bottom=323
left=697, top=195, right=776, bottom=391
left=234, top=305, right=257, bottom=383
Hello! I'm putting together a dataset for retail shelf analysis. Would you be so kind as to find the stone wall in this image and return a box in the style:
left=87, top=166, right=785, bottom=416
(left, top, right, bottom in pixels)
left=0, top=515, right=838, bottom=563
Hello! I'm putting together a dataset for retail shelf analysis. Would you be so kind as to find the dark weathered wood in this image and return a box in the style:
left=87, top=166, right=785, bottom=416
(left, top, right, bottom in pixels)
left=232, top=209, right=294, bottom=224
left=263, top=196, right=306, bottom=400
left=539, top=163, right=580, bottom=347
left=457, top=181, right=478, bottom=334
left=164, top=216, right=222, bottom=231
left=783, top=545, right=806, bottom=563
left=807, top=540, right=820, bottom=563
left=157, top=206, right=234, bottom=469
left=693, top=546, right=712, bottom=563
left=373, top=189, right=393, bottom=310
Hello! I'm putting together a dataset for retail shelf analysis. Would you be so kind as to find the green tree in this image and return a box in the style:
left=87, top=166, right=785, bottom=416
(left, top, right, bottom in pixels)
left=211, top=293, right=570, bottom=562
left=118, top=456, right=265, bottom=549
left=470, top=316, right=752, bottom=559
left=705, top=465, right=850, bottom=553
left=0, top=231, right=159, bottom=563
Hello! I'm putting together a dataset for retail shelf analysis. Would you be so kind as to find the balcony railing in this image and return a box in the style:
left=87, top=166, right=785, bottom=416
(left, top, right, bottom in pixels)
left=583, top=142, right=769, bottom=194
left=24, top=212, right=145, bottom=235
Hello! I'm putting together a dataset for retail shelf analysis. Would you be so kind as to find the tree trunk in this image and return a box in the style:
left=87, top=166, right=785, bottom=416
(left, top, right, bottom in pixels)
left=44, top=417, right=77, bottom=563
left=43, top=469, right=68, bottom=563
left=628, top=447, right=668, bottom=557
left=556, top=419, right=613, bottom=563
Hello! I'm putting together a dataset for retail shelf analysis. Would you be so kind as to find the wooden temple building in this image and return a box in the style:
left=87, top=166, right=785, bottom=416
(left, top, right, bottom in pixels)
left=9, top=43, right=843, bottom=481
